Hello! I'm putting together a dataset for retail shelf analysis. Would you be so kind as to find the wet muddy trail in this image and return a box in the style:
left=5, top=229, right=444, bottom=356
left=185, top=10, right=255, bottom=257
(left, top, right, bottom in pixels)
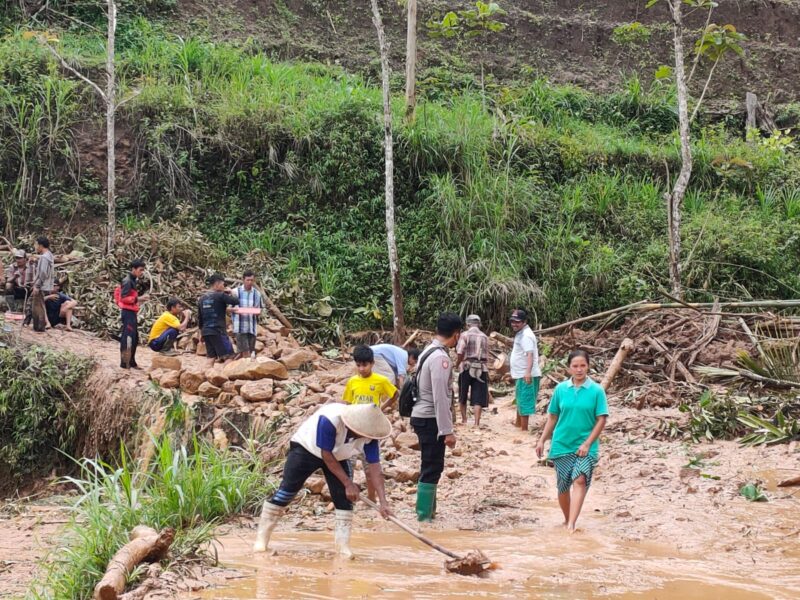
left=192, top=399, right=799, bottom=599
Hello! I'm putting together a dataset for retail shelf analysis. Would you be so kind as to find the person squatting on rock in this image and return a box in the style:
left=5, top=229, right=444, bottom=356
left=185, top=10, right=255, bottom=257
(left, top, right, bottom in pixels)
left=509, top=308, right=541, bottom=432
left=370, top=342, right=420, bottom=388
left=455, top=314, right=489, bottom=428
left=147, top=298, right=191, bottom=353
left=536, top=349, right=609, bottom=532
left=253, top=403, right=393, bottom=558
left=30, top=237, right=55, bottom=332
left=411, top=311, right=462, bottom=522
left=232, top=270, right=262, bottom=359
left=342, top=344, right=398, bottom=501
left=116, top=259, right=148, bottom=369
left=198, top=273, right=238, bottom=367
left=4, top=248, right=34, bottom=315
left=44, top=280, right=77, bottom=331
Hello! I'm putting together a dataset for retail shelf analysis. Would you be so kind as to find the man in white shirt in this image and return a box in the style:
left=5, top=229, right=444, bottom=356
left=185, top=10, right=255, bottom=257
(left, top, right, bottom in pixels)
left=509, top=308, right=541, bottom=432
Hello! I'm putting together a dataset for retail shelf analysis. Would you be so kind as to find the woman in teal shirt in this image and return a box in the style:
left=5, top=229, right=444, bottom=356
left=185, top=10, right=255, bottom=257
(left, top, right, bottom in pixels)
left=536, top=350, right=608, bottom=532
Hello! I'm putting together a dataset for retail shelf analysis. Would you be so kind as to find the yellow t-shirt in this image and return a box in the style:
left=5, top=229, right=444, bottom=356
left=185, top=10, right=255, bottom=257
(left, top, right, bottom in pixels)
left=343, top=373, right=397, bottom=406
left=148, top=312, right=181, bottom=342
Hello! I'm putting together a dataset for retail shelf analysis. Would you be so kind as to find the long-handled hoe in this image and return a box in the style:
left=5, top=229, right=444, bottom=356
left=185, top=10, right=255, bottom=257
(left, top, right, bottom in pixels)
left=360, top=495, right=496, bottom=576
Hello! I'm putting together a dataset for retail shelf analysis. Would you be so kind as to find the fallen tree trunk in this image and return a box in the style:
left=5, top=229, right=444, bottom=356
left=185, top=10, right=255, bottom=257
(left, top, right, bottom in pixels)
left=601, top=338, right=634, bottom=391
left=93, top=526, right=174, bottom=600
left=489, top=331, right=514, bottom=347
left=534, top=299, right=800, bottom=336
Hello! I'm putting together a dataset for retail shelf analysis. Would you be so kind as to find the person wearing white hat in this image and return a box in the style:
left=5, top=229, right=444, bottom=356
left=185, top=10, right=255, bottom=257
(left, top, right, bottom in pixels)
left=253, top=402, right=393, bottom=558
left=4, top=248, right=34, bottom=313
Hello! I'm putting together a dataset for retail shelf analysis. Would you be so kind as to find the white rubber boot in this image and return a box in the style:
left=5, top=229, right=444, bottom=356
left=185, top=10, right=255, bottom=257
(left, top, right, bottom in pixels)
left=334, top=509, right=354, bottom=559
left=253, top=501, right=285, bottom=553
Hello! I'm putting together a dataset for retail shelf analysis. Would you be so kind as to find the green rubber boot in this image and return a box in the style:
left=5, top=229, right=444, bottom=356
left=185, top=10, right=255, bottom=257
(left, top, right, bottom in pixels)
left=416, top=482, right=437, bottom=522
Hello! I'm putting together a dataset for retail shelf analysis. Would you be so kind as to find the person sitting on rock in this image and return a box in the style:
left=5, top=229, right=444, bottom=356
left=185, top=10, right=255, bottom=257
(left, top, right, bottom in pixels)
left=44, top=280, right=78, bottom=331
left=342, top=345, right=398, bottom=501
left=147, top=298, right=191, bottom=354
left=198, top=273, right=238, bottom=367
left=4, top=248, right=34, bottom=314
left=253, top=403, right=393, bottom=558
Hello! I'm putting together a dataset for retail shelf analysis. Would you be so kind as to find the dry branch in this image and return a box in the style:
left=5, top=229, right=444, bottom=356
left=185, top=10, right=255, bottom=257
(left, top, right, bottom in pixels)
left=93, top=526, right=174, bottom=600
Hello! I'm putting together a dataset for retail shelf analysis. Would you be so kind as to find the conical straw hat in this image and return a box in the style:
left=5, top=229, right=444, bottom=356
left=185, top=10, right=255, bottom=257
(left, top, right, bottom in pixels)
left=341, top=403, right=392, bottom=440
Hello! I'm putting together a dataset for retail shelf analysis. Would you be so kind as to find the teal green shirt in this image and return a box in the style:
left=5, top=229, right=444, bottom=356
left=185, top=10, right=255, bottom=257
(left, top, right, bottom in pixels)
left=547, top=378, right=609, bottom=459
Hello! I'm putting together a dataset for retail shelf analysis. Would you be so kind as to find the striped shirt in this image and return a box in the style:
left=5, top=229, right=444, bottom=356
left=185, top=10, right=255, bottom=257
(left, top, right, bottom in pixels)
left=231, top=285, right=262, bottom=335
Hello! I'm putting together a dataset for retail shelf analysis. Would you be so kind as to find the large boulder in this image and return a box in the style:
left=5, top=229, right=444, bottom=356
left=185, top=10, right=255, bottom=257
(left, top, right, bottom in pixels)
left=223, top=357, right=289, bottom=381
left=394, top=432, right=420, bottom=451
left=179, top=368, right=206, bottom=394
left=279, top=349, right=318, bottom=370
left=206, top=367, right=229, bottom=387
left=150, top=354, right=182, bottom=372
left=197, top=381, right=222, bottom=398
left=159, top=369, right=181, bottom=389
left=240, top=379, right=274, bottom=402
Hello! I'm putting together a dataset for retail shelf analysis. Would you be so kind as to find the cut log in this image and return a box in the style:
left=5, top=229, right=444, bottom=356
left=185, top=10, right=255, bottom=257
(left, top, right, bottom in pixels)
left=93, top=526, right=174, bottom=600
left=600, top=338, right=634, bottom=391
left=489, top=331, right=514, bottom=347
left=492, top=352, right=509, bottom=375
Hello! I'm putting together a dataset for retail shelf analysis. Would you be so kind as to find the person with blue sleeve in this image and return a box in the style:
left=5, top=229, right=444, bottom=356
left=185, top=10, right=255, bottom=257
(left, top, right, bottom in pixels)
left=253, top=403, right=393, bottom=558
left=536, top=349, right=609, bottom=532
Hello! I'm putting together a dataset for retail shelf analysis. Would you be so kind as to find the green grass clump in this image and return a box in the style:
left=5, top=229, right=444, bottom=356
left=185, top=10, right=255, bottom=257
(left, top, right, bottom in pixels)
left=29, top=436, right=274, bottom=600
left=0, top=342, right=92, bottom=483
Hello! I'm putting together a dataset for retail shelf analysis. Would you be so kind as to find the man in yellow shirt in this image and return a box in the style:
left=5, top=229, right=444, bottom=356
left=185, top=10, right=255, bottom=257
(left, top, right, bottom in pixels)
left=148, top=298, right=191, bottom=354
left=342, top=345, right=398, bottom=501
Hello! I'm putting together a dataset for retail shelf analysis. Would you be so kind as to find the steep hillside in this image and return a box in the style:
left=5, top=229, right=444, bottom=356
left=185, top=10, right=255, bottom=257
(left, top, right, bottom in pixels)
left=173, top=0, right=800, bottom=108
left=2, top=1, right=800, bottom=334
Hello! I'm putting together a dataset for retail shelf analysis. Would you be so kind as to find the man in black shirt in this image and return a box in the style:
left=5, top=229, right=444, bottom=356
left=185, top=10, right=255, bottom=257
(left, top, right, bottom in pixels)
left=198, top=273, right=238, bottom=366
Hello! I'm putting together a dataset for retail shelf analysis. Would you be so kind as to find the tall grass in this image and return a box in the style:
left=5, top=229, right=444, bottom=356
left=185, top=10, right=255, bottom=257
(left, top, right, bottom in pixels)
left=30, top=436, right=274, bottom=600
left=2, top=16, right=800, bottom=332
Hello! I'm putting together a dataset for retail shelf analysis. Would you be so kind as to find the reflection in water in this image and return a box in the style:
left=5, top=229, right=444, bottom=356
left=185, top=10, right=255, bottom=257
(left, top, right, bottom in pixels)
left=200, top=526, right=795, bottom=599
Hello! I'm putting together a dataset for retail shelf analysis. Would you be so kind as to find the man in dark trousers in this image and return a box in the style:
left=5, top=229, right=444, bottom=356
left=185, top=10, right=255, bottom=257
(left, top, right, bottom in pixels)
left=116, top=259, right=148, bottom=369
left=198, top=273, right=239, bottom=367
left=410, top=311, right=462, bottom=521
left=31, top=237, right=55, bottom=332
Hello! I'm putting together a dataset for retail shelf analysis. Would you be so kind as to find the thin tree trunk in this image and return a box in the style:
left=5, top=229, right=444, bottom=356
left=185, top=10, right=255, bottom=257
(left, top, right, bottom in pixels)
left=106, top=0, right=117, bottom=255
left=404, top=0, right=417, bottom=120
left=667, top=0, right=692, bottom=298
left=371, top=0, right=406, bottom=343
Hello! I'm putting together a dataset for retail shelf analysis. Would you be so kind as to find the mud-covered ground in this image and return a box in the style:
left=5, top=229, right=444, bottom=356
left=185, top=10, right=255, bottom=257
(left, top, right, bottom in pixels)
left=1, top=327, right=799, bottom=598
left=190, top=398, right=799, bottom=599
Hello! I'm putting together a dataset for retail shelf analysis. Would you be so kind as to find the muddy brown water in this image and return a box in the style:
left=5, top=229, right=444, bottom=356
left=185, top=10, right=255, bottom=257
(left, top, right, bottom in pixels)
left=199, top=515, right=798, bottom=599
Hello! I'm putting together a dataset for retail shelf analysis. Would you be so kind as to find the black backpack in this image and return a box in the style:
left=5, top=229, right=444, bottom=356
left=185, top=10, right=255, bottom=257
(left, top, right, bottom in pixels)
left=398, top=346, right=442, bottom=417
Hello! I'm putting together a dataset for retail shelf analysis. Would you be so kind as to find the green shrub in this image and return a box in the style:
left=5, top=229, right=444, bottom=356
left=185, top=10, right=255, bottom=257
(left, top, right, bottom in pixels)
left=0, top=342, right=93, bottom=484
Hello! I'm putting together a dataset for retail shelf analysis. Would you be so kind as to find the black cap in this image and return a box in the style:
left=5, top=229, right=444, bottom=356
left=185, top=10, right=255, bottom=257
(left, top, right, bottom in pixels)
left=509, top=308, right=528, bottom=323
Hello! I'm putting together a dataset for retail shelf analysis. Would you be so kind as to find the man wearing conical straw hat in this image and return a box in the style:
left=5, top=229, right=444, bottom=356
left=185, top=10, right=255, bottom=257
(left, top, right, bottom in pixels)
left=253, top=402, right=393, bottom=558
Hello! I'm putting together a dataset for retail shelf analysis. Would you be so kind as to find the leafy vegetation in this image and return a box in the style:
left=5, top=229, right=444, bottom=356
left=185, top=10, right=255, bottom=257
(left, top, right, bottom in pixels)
left=0, top=338, right=93, bottom=484
left=29, top=435, right=274, bottom=600
left=676, top=389, right=800, bottom=446
left=739, top=482, right=768, bottom=502
left=1, top=13, right=800, bottom=332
